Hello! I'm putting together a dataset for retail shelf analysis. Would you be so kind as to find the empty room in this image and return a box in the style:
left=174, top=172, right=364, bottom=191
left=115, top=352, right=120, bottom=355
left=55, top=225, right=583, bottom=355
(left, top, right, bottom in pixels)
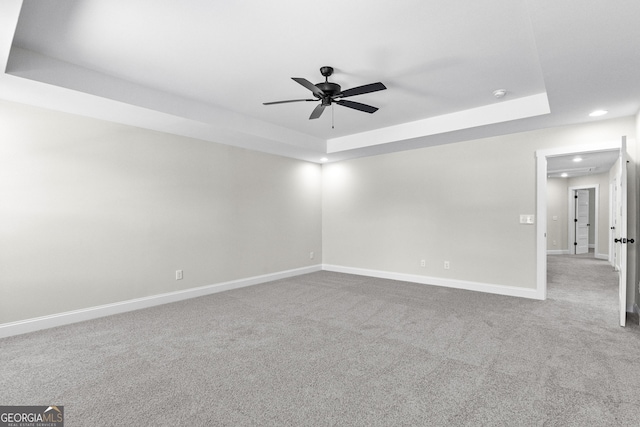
left=1, top=1, right=640, bottom=425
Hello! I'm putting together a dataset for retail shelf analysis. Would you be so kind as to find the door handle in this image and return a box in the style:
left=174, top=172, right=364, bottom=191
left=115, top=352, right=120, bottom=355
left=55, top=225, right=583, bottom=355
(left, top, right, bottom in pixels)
left=616, top=238, right=636, bottom=244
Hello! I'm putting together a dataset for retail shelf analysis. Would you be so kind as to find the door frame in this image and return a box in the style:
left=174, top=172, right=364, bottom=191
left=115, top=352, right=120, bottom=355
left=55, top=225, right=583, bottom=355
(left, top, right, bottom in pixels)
left=567, top=185, right=599, bottom=256
left=535, top=139, right=623, bottom=301
left=615, top=141, right=628, bottom=326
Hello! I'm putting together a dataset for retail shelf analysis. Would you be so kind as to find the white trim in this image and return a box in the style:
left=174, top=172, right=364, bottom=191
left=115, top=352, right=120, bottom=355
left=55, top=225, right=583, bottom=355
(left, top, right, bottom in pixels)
left=547, top=249, right=608, bottom=259
left=0, top=265, right=322, bottom=339
left=322, top=264, right=543, bottom=300
left=536, top=141, right=624, bottom=159
left=536, top=140, right=624, bottom=303
left=536, top=151, right=548, bottom=300
left=327, top=93, right=550, bottom=153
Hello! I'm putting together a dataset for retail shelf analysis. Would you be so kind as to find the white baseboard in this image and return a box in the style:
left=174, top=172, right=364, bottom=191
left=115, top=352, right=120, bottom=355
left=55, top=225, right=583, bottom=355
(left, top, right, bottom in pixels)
left=547, top=250, right=569, bottom=255
left=0, top=265, right=322, bottom=339
left=546, top=250, right=608, bottom=260
left=322, top=264, right=543, bottom=300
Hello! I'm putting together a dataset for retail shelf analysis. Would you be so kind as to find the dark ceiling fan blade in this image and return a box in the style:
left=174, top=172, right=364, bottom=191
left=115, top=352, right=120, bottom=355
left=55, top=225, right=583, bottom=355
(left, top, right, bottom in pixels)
left=338, top=82, right=386, bottom=98
left=292, top=77, right=325, bottom=96
left=263, top=99, right=316, bottom=105
left=309, top=104, right=326, bottom=120
left=336, top=99, right=379, bottom=114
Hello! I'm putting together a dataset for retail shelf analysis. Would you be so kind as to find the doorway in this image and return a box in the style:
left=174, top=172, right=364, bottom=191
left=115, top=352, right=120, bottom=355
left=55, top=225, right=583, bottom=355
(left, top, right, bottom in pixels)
left=568, top=186, right=598, bottom=257
left=536, top=139, right=626, bottom=325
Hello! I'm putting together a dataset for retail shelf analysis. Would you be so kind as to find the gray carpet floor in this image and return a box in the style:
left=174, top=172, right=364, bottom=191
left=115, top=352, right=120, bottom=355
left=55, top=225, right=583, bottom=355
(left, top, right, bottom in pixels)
left=2, top=256, right=640, bottom=426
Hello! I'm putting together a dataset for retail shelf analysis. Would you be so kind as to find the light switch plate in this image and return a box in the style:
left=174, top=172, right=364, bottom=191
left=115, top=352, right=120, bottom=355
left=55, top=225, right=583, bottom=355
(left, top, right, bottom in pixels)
left=520, top=214, right=535, bottom=224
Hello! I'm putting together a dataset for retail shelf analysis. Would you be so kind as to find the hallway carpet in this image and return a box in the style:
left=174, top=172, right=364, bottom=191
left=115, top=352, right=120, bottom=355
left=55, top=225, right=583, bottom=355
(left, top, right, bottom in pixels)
left=2, top=257, right=639, bottom=425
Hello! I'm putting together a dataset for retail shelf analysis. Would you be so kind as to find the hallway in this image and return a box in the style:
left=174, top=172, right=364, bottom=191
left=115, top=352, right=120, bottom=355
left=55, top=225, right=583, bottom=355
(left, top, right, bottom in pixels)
left=547, top=252, right=619, bottom=326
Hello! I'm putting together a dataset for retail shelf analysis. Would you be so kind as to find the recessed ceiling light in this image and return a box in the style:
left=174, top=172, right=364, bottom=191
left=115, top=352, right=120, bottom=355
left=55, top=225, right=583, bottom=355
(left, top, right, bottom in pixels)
left=561, top=173, right=568, bottom=178
left=320, top=157, right=328, bottom=162
left=573, top=157, right=583, bottom=162
left=589, top=110, right=608, bottom=117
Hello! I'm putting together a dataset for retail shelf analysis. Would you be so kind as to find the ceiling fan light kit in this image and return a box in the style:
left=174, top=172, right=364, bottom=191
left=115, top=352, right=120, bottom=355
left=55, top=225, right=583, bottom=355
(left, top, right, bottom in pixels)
left=264, top=66, right=386, bottom=120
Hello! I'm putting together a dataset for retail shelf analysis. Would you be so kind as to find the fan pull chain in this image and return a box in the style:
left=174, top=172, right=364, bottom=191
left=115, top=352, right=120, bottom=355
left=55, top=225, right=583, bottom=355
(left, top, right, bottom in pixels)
left=332, top=103, right=335, bottom=129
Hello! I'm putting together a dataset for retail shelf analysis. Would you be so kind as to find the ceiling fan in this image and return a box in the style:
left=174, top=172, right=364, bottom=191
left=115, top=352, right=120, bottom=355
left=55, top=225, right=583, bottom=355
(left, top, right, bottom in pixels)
left=263, top=66, right=386, bottom=120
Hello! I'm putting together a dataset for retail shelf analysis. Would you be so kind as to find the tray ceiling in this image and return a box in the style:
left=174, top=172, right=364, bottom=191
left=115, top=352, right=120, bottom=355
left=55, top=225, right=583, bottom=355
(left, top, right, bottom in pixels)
left=1, top=0, right=639, bottom=162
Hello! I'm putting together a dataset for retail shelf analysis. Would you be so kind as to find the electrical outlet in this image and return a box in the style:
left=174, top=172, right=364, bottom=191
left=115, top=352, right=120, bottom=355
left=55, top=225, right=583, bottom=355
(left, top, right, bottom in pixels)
left=310, top=251, right=314, bottom=259
left=176, top=270, right=183, bottom=280
left=444, top=261, right=450, bottom=270
left=420, top=259, right=426, bottom=267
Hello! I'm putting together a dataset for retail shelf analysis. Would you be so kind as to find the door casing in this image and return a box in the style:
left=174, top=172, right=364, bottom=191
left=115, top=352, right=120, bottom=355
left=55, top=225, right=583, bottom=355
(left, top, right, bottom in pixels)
left=536, top=139, right=625, bottom=306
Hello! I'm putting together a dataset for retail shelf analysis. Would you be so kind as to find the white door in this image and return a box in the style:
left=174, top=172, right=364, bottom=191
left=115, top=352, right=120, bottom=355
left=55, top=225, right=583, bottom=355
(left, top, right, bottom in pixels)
left=612, top=178, right=620, bottom=271
left=609, top=179, right=616, bottom=266
left=615, top=138, right=628, bottom=327
left=575, top=189, right=589, bottom=254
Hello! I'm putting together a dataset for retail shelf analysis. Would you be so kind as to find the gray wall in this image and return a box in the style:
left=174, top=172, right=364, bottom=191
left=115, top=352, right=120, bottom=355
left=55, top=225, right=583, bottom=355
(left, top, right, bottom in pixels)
left=2, top=98, right=638, bottom=325
left=0, top=100, right=322, bottom=324
left=323, top=117, right=637, bottom=299
left=546, top=178, right=568, bottom=252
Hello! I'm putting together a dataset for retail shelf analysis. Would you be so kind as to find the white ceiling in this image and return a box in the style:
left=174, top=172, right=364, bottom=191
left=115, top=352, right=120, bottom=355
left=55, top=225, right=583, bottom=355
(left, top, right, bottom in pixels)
left=547, top=150, right=619, bottom=178
left=1, top=0, right=639, bottom=163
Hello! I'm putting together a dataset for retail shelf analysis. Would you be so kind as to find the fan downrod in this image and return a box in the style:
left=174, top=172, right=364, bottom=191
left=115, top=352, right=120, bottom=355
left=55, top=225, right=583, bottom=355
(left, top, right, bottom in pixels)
left=315, top=66, right=341, bottom=99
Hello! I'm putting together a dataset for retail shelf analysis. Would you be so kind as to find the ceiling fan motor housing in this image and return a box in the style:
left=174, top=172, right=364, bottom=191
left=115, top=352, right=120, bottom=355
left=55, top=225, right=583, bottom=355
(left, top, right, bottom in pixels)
left=316, top=66, right=340, bottom=101
left=315, top=82, right=341, bottom=99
